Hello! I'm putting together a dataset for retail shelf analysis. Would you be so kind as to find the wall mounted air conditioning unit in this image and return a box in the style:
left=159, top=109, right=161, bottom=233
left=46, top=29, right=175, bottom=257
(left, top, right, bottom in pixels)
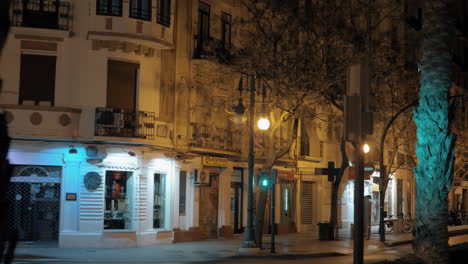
left=85, top=145, right=107, bottom=164
left=194, top=169, right=210, bottom=186
left=97, top=110, right=124, bottom=128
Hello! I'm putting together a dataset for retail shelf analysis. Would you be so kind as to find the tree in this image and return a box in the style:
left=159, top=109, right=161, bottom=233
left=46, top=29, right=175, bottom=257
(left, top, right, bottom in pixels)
left=205, top=0, right=420, bottom=245
left=412, top=0, right=456, bottom=263
left=228, top=0, right=421, bottom=243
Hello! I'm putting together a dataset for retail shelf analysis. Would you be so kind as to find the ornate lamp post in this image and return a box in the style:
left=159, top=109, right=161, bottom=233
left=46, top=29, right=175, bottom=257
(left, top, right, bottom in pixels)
left=234, top=74, right=269, bottom=252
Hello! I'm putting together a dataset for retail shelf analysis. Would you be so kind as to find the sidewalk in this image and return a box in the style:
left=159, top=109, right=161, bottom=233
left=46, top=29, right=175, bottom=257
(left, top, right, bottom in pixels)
left=12, top=225, right=468, bottom=263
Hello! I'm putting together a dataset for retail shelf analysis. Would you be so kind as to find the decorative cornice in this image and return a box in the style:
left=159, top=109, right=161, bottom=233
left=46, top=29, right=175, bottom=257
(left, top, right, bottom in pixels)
left=87, top=30, right=173, bottom=49
left=0, top=104, right=82, bottom=113
left=91, top=39, right=156, bottom=57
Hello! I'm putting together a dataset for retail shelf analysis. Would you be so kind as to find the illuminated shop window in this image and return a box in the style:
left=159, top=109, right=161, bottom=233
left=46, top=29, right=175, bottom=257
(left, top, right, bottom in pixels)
left=153, top=173, right=166, bottom=228
left=104, top=171, right=134, bottom=230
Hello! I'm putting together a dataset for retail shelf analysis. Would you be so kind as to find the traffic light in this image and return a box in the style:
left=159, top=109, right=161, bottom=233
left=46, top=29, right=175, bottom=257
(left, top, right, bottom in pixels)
left=258, top=172, right=270, bottom=190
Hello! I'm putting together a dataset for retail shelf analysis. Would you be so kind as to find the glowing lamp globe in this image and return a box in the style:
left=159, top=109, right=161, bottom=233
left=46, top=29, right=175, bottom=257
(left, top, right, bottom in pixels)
left=257, top=118, right=270, bottom=130
left=363, top=143, right=370, bottom=154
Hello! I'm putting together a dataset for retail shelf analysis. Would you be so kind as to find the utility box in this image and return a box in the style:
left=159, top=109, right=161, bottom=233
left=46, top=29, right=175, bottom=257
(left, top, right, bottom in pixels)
left=318, top=222, right=331, bottom=240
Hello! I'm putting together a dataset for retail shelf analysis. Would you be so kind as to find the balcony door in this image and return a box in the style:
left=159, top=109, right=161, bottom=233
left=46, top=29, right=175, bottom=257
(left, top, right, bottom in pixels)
left=19, top=54, right=56, bottom=106
left=106, top=60, right=138, bottom=111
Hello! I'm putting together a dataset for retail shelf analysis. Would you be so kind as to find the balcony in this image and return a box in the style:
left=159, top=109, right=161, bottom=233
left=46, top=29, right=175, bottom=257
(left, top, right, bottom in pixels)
left=0, top=104, right=80, bottom=140
left=12, top=0, right=71, bottom=31
left=95, top=107, right=155, bottom=140
left=189, top=122, right=241, bottom=154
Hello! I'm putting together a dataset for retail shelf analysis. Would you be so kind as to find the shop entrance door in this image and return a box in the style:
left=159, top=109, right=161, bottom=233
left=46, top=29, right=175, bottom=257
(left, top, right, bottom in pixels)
left=7, top=166, right=61, bottom=244
left=300, top=181, right=314, bottom=231
left=280, top=180, right=296, bottom=232
left=230, top=183, right=242, bottom=233
left=397, top=179, right=403, bottom=217
left=199, top=174, right=219, bottom=238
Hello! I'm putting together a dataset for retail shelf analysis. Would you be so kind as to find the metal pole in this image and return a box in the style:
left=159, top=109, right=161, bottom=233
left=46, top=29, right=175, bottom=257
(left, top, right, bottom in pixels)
left=270, top=169, right=277, bottom=253
left=242, top=75, right=256, bottom=248
left=379, top=164, right=386, bottom=242
left=353, top=143, right=364, bottom=264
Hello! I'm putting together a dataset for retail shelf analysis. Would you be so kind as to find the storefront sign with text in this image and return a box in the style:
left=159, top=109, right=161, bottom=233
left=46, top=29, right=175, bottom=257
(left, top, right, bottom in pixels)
left=201, top=156, right=228, bottom=167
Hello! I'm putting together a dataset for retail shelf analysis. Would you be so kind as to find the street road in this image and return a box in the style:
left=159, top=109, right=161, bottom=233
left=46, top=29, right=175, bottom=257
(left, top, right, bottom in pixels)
left=12, top=244, right=412, bottom=264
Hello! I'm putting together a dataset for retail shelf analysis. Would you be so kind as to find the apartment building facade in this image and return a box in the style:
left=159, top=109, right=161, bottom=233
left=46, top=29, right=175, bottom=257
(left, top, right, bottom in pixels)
left=1, top=0, right=178, bottom=247
left=1, top=0, right=439, bottom=248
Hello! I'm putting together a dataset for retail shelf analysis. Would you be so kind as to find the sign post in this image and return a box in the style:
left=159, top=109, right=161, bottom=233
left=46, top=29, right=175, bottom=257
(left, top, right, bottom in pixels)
left=345, top=61, right=373, bottom=264
left=270, top=169, right=277, bottom=253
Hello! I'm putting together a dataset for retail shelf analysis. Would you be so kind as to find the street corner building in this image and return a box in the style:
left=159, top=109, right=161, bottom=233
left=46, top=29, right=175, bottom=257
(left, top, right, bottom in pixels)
left=0, top=0, right=426, bottom=248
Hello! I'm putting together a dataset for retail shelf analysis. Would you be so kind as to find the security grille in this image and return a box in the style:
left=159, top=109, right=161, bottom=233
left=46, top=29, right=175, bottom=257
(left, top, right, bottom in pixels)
left=7, top=165, right=61, bottom=242
left=301, top=181, right=314, bottom=224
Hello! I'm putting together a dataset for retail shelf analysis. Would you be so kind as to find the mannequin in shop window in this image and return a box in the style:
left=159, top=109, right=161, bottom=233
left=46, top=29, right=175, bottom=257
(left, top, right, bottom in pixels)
left=106, top=171, right=125, bottom=211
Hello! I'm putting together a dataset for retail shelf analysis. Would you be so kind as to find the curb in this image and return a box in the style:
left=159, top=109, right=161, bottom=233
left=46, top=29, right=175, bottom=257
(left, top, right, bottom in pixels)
left=198, top=252, right=347, bottom=263
left=384, top=239, right=413, bottom=247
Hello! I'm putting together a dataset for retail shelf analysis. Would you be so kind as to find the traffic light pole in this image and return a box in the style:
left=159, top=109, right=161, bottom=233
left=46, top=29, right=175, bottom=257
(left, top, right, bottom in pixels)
left=270, top=169, right=277, bottom=253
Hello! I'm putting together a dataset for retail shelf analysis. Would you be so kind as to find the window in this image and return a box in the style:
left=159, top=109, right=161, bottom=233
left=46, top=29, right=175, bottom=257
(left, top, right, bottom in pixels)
left=300, top=121, right=310, bottom=156
left=300, top=120, right=322, bottom=159
left=221, top=12, right=231, bottom=49
left=179, top=171, right=186, bottom=215
left=19, top=54, right=56, bottom=106
left=106, top=60, right=139, bottom=110
left=194, top=2, right=210, bottom=58
left=104, top=171, right=134, bottom=230
left=157, top=0, right=171, bottom=27
left=96, top=0, right=123, bottom=16
left=153, top=173, right=166, bottom=228
left=130, top=0, right=152, bottom=21
left=198, top=2, right=210, bottom=41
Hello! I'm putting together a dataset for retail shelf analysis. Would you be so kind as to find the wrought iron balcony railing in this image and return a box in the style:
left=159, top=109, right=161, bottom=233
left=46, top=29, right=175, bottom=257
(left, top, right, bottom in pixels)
left=189, top=122, right=242, bottom=153
left=95, top=107, right=155, bottom=140
left=12, top=0, right=71, bottom=30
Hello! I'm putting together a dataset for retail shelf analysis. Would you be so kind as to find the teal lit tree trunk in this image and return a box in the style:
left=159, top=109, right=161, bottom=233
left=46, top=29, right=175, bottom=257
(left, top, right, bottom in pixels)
left=412, top=1, right=455, bottom=263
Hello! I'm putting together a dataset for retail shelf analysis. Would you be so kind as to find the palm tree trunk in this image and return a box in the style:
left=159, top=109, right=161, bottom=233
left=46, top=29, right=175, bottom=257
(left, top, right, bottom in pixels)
left=412, top=1, right=455, bottom=263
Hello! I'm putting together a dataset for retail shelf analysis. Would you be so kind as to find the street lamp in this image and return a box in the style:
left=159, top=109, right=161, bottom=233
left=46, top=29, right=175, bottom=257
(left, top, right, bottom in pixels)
left=234, top=74, right=269, bottom=252
left=257, top=117, right=270, bottom=130
left=363, top=143, right=370, bottom=154
left=233, top=74, right=257, bottom=251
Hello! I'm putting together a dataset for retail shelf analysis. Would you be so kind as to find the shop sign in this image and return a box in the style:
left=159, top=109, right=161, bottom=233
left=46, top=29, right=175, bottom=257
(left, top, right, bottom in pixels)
left=278, top=170, right=297, bottom=180
left=347, top=163, right=373, bottom=181
left=202, top=156, right=228, bottom=167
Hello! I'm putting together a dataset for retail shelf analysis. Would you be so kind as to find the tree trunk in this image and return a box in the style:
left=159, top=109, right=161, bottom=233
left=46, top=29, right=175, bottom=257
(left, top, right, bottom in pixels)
left=329, top=138, right=348, bottom=240
left=1, top=1, right=15, bottom=263
left=412, top=1, right=455, bottom=263
left=255, top=188, right=269, bottom=248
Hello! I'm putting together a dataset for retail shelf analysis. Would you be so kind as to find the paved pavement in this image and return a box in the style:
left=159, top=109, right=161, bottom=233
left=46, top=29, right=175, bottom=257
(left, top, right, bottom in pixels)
left=12, top=225, right=468, bottom=264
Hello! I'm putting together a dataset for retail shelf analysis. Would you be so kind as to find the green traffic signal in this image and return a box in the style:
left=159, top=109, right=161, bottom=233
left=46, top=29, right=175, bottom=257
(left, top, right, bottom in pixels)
left=261, top=178, right=268, bottom=187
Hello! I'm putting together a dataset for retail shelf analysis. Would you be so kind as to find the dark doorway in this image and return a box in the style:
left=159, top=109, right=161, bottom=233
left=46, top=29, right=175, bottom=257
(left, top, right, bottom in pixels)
left=199, top=173, right=219, bottom=238
left=230, top=168, right=243, bottom=234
